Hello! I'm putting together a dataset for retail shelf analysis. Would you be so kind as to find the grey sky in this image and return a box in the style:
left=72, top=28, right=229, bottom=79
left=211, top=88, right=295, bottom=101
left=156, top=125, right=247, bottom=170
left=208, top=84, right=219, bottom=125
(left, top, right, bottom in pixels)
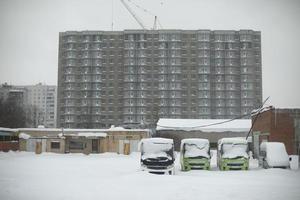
left=0, top=0, right=299, bottom=107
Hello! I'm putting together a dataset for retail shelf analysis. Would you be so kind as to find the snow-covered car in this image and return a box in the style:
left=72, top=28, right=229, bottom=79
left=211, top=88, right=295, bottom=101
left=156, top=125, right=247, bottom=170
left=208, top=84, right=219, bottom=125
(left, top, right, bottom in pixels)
left=180, top=138, right=211, bottom=171
left=217, top=137, right=249, bottom=170
left=139, top=138, right=175, bottom=175
left=260, top=142, right=290, bottom=169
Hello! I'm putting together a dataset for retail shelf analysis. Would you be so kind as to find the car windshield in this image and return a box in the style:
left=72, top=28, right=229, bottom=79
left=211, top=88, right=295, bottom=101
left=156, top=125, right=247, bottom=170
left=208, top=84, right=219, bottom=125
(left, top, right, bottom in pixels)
left=184, top=143, right=210, bottom=158
left=142, top=142, right=172, bottom=154
left=221, top=143, right=248, bottom=158
left=222, top=143, right=247, bottom=153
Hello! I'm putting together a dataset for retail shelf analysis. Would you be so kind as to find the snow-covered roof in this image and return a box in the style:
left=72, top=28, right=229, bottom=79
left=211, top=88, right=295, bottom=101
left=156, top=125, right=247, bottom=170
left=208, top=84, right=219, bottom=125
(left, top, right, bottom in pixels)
left=77, top=132, right=107, bottom=137
left=62, top=132, right=107, bottom=138
left=108, top=126, right=126, bottom=131
left=251, top=106, right=273, bottom=116
left=0, top=127, right=18, bottom=132
left=17, top=127, right=148, bottom=132
left=141, top=137, right=173, bottom=144
left=156, top=118, right=251, bottom=132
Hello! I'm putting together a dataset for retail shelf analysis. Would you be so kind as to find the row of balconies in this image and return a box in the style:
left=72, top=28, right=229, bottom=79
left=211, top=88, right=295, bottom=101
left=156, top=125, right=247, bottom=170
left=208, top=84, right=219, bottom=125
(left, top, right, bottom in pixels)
left=61, top=102, right=255, bottom=112
left=63, top=38, right=258, bottom=47
left=61, top=86, right=257, bottom=93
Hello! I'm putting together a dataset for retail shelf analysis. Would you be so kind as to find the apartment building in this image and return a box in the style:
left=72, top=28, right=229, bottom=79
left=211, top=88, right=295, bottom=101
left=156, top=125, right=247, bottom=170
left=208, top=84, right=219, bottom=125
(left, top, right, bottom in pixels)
left=57, top=29, right=262, bottom=128
left=0, top=83, right=26, bottom=106
left=24, top=83, right=57, bottom=128
left=0, top=83, right=57, bottom=128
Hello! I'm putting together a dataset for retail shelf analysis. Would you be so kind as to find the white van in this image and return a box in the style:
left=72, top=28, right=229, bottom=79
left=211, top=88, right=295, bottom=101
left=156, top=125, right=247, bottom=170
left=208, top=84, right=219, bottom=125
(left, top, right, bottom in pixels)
left=139, top=138, right=175, bottom=174
left=260, top=142, right=290, bottom=169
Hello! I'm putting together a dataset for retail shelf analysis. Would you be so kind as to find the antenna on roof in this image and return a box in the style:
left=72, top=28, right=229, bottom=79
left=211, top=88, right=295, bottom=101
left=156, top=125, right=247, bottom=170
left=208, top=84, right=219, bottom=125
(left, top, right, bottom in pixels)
left=111, top=0, right=114, bottom=31
left=120, top=0, right=163, bottom=30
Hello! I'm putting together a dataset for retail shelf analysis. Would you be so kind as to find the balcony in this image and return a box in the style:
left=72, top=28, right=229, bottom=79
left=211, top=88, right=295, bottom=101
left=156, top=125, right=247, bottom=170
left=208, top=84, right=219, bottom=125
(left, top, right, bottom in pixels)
left=65, top=39, right=77, bottom=43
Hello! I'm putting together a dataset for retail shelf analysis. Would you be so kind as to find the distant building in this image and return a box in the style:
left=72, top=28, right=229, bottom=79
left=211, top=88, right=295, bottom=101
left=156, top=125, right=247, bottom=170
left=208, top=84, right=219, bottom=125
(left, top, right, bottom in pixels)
left=22, top=83, right=57, bottom=128
left=0, top=83, right=25, bottom=105
left=57, top=29, right=262, bottom=129
left=0, top=83, right=57, bottom=128
left=17, top=127, right=150, bottom=154
left=252, top=107, right=300, bottom=155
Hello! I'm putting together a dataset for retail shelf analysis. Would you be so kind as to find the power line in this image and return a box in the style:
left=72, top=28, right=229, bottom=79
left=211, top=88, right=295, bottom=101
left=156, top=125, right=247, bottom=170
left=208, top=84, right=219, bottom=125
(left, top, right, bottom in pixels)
left=157, top=113, right=251, bottom=129
left=157, top=97, right=271, bottom=130
left=111, top=0, right=114, bottom=31
left=245, top=96, right=270, bottom=140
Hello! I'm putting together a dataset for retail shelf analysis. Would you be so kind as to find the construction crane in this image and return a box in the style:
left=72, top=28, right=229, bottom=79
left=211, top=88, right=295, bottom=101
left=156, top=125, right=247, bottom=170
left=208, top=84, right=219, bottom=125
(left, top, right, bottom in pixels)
left=120, top=0, right=163, bottom=30
left=152, top=16, right=163, bottom=30
left=120, top=0, right=147, bottom=30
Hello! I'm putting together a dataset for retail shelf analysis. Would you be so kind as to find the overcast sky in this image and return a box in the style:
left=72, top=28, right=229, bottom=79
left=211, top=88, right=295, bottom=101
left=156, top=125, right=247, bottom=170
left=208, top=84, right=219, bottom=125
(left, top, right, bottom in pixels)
left=0, top=0, right=299, bottom=108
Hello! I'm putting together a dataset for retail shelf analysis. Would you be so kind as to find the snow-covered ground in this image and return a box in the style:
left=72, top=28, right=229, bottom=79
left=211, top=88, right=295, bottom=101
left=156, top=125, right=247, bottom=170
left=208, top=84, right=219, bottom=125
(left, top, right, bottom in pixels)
left=0, top=151, right=299, bottom=200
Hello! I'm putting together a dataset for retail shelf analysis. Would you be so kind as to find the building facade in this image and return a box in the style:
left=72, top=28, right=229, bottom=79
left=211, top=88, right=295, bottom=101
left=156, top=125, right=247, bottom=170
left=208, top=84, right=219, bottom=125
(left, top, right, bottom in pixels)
left=18, top=127, right=150, bottom=154
left=156, top=118, right=251, bottom=150
left=57, top=29, right=262, bottom=128
left=0, top=83, right=25, bottom=105
left=0, top=83, right=57, bottom=128
left=252, top=107, right=300, bottom=155
left=24, top=83, right=57, bottom=128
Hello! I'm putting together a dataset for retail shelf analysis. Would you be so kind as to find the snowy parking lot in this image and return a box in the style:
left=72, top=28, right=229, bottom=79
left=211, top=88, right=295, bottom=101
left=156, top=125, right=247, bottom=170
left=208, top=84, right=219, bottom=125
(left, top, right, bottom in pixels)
left=0, top=151, right=300, bottom=200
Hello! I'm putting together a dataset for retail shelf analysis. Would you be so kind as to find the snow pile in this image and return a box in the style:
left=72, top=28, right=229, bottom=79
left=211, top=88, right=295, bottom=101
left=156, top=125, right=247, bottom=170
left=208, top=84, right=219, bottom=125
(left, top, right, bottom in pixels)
left=181, top=139, right=210, bottom=158
left=219, top=138, right=249, bottom=159
left=260, top=142, right=290, bottom=167
left=0, top=127, right=18, bottom=132
left=222, top=146, right=249, bottom=159
left=108, top=125, right=126, bottom=131
left=18, top=133, right=30, bottom=139
left=157, top=118, right=251, bottom=132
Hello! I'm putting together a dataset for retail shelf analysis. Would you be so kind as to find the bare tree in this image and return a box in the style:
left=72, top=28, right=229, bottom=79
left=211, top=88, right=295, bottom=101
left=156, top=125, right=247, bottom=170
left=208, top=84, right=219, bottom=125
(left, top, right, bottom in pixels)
left=0, top=98, right=26, bottom=128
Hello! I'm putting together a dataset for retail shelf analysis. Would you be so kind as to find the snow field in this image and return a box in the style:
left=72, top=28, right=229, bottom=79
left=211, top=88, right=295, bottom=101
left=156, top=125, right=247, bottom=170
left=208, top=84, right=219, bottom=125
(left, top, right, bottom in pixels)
left=0, top=151, right=299, bottom=200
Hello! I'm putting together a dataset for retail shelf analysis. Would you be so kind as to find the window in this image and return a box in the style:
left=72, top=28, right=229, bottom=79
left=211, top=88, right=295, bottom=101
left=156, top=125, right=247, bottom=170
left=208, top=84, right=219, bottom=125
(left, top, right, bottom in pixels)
left=69, top=141, right=85, bottom=150
left=51, top=141, right=60, bottom=149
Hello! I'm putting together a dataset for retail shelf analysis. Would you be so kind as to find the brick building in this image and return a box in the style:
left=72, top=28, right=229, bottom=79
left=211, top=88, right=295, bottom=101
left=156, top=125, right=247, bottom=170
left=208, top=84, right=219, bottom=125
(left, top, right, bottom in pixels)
left=252, top=107, right=300, bottom=155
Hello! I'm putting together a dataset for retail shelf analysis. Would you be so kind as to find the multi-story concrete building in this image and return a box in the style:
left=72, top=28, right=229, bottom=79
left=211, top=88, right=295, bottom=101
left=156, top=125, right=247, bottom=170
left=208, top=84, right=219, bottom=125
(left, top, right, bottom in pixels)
left=24, top=83, right=57, bottom=128
left=0, top=83, right=26, bottom=106
left=0, top=83, right=57, bottom=128
left=57, top=29, right=262, bottom=129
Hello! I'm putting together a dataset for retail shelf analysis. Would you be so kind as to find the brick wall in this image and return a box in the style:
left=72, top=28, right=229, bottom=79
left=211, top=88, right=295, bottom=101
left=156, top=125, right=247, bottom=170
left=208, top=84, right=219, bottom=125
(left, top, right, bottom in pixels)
left=252, top=109, right=295, bottom=154
left=0, top=141, right=19, bottom=152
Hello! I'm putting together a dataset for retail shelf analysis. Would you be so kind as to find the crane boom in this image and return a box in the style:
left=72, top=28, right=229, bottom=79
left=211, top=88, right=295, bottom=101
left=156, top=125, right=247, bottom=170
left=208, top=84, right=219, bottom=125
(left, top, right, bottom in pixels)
left=120, top=0, right=147, bottom=30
